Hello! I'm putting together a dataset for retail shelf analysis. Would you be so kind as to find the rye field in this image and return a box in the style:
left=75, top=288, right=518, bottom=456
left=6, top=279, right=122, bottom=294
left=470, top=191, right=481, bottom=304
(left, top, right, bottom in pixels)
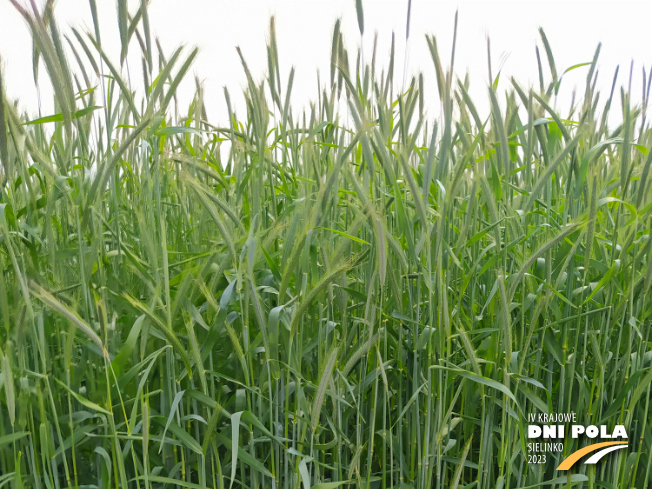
left=0, top=1, right=651, bottom=488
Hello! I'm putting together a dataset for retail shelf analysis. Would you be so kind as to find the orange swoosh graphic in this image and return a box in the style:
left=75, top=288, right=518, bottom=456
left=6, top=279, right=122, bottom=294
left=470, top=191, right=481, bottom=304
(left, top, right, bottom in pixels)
left=556, top=442, right=628, bottom=470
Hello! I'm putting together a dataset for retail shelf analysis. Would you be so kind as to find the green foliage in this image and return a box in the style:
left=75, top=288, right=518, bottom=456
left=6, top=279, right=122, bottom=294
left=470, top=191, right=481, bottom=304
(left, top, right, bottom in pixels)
left=0, top=1, right=651, bottom=488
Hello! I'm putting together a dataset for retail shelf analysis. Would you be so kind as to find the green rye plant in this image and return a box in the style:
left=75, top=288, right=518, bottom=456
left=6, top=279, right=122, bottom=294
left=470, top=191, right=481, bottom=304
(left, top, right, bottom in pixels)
left=0, top=1, right=651, bottom=488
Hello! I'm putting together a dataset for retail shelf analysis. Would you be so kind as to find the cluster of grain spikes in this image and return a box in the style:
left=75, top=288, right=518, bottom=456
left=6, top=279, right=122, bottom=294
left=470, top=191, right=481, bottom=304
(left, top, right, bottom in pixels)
left=0, top=1, right=651, bottom=488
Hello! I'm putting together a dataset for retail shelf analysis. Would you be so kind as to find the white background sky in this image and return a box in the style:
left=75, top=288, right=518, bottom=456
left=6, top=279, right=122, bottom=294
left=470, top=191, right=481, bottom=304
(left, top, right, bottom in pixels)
left=0, top=0, right=650, bottom=126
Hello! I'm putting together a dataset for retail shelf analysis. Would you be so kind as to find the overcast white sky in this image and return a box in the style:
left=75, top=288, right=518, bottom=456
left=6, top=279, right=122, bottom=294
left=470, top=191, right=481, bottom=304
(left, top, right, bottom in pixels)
left=0, top=0, right=650, bottom=125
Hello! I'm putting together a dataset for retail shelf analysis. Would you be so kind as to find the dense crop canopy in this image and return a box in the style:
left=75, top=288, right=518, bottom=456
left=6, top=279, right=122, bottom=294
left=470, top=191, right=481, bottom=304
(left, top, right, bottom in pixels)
left=0, top=1, right=651, bottom=488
